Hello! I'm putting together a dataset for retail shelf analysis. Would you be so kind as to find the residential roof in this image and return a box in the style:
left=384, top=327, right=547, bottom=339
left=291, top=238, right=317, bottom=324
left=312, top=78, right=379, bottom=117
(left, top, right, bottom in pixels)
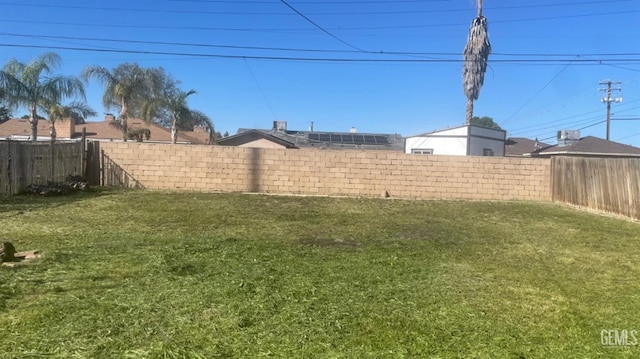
left=217, top=129, right=297, bottom=148
left=0, top=118, right=51, bottom=138
left=226, top=128, right=404, bottom=151
left=407, top=123, right=507, bottom=138
left=535, top=136, right=640, bottom=157
left=183, top=128, right=213, bottom=145
left=505, top=137, right=552, bottom=156
left=0, top=117, right=209, bottom=144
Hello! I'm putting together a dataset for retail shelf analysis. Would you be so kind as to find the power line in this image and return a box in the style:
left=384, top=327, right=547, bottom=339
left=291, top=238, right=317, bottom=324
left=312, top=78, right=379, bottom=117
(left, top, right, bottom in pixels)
left=316, top=10, right=640, bottom=30
left=1, top=32, right=362, bottom=54
left=579, top=55, right=640, bottom=73
left=2, top=43, right=639, bottom=64
left=509, top=109, right=604, bottom=134
left=3, top=32, right=639, bottom=58
left=278, top=0, right=366, bottom=52
left=513, top=115, right=605, bottom=137
left=502, top=56, right=580, bottom=126
left=518, top=105, right=640, bottom=140
left=0, top=0, right=632, bottom=16
left=168, top=0, right=463, bottom=4
left=510, top=102, right=640, bottom=136
left=615, top=130, right=640, bottom=141
left=243, top=58, right=279, bottom=121
left=0, top=10, right=638, bottom=33
left=537, top=120, right=607, bottom=142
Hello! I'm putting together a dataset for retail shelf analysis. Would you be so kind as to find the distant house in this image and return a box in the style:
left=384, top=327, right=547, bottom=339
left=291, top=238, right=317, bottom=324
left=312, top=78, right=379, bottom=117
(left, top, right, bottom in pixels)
left=0, top=114, right=212, bottom=144
left=405, top=124, right=506, bottom=156
left=505, top=137, right=551, bottom=157
left=505, top=130, right=640, bottom=158
left=217, top=129, right=297, bottom=149
left=217, top=121, right=404, bottom=151
left=533, top=135, right=640, bottom=158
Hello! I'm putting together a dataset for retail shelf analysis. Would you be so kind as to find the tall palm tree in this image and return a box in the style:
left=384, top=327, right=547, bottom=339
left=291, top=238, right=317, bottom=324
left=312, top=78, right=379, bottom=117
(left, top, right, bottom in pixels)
left=82, top=63, right=158, bottom=141
left=0, top=52, right=86, bottom=142
left=44, top=101, right=97, bottom=142
left=463, top=0, right=491, bottom=124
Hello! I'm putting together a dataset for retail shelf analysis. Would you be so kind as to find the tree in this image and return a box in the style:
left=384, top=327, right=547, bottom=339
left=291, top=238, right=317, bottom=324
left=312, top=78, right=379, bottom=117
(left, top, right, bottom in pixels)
left=138, top=76, right=220, bottom=144
left=44, top=101, right=97, bottom=141
left=463, top=0, right=491, bottom=124
left=82, top=63, right=167, bottom=141
left=0, top=106, right=10, bottom=123
left=470, top=116, right=501, bottom=129
left=184, top=109, right=220, bottom=143
left=147, top=88, right=196, bottom=144
left=0, top=52, right=86, bottom=142
left=0, top=88, right=10, bottom=123
left=182, top=109, right=214, bottom=131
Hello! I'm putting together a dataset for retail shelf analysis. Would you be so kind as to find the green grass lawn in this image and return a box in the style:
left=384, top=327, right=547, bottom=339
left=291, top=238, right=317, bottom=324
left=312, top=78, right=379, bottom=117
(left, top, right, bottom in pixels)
left=1, top=189, right=639, bottom=358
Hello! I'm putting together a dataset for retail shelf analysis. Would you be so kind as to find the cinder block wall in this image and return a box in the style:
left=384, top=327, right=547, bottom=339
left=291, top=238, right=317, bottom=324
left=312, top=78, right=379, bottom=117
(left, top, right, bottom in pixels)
left=98, top=142, right=551, bottom=201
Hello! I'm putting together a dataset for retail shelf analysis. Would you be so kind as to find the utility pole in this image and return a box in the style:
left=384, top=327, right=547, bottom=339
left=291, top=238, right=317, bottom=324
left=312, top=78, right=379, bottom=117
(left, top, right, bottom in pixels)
left=599, top=80, right=622, bottom=141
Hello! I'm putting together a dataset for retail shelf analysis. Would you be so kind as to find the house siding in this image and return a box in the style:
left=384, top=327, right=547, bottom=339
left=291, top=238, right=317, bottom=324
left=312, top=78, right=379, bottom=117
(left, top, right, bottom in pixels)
left=406, top=125, right=505, bottom=156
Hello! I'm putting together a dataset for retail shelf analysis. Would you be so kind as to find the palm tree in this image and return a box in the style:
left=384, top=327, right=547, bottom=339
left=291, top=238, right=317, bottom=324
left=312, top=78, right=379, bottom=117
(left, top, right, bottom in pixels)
left=44, top=101, right=97, bottom=142
left=184, top=109, right=218, bottom=143
left=82, top=63, right=158, bottom=141
left=0, top=52, right=86, bottom=142
left=167, top=90, right=196, bottom=144
left=0, top=89, right=11, bottom=123
left=463, top=0, right=491, bottom=124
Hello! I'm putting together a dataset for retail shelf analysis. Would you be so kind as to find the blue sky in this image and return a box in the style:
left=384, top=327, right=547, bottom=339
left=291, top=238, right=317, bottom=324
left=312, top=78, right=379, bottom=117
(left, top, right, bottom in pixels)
left=1, top=0, right=639, bottom=145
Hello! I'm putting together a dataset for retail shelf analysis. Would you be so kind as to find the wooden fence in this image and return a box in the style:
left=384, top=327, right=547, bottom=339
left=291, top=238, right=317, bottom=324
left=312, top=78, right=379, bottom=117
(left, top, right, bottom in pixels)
left=0, top=140, right=84, bottom=196
left=551, top=156, right=640, bottom=220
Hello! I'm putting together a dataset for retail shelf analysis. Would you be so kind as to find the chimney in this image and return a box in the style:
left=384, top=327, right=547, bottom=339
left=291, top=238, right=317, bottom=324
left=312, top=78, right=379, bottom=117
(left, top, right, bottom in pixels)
left=56, top=117, right=76, bottom=139
left=105, top=114, right=116, bottom=122
left=350, top=127, right=357, bottom=133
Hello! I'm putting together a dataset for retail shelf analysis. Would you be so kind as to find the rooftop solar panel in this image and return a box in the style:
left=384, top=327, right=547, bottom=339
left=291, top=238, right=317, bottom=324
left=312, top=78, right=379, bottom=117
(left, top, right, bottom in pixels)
left=307, top=132, right=391, bottom=145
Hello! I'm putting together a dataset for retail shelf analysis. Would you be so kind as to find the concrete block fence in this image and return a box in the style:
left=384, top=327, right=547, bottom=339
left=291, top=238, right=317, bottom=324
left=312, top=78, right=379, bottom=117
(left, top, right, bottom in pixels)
left=94, top=142, right=551, bottom=201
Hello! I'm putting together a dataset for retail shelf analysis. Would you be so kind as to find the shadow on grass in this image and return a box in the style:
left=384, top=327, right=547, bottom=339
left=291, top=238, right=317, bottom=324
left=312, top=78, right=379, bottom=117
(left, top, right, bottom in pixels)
left=0, top=187, right=129, bottom=215
left=298, top=237, right=362, bottom=250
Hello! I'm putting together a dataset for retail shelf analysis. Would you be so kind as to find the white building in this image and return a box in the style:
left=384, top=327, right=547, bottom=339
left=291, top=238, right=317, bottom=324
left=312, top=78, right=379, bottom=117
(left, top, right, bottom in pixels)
left=405, top=124, right=506, bottom=156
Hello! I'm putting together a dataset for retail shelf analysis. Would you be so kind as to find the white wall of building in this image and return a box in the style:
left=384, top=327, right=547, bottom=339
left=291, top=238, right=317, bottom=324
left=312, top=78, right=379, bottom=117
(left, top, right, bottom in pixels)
left=238, top=138, right=287, bottom=149
left=468, top=126, right=505, bottom=156
left=405, top=125, right=505, bottom=157
left=405, top=127, right=467, bottom=155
